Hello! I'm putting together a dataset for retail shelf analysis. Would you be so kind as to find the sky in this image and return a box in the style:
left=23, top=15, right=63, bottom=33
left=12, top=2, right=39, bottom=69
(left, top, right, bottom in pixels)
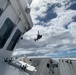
left=13, top=0, right=76, bottom=57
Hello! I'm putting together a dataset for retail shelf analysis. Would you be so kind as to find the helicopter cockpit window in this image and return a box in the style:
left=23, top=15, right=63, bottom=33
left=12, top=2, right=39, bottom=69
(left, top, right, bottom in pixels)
left=0, top=18, right=15, bottom=48
left=7, top=29, right=22, bottom=51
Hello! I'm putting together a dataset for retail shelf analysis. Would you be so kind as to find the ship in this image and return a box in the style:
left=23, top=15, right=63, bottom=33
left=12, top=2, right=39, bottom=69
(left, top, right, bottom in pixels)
left=0, top=0, right=76, bottom=75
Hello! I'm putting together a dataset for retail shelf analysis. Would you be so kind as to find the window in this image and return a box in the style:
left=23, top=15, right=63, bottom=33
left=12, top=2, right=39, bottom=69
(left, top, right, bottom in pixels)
left=7, top=29, right=22, bottom=51
left=0, top=18, right=15, bottom=48
left=0, top=8, right=3, bottom=16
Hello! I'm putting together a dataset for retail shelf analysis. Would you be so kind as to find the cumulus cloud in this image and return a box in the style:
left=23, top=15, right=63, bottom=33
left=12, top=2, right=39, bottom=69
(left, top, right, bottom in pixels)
left=13, top=0, right=76, bottom=57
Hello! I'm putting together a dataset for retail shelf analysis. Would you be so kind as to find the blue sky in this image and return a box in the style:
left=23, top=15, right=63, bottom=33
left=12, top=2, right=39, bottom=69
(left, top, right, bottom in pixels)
left=13, top=0, right=76, bottom=57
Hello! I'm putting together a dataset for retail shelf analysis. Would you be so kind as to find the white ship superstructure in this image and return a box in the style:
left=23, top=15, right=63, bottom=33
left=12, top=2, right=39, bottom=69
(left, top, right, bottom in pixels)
left=17, top=57, right=76, bottom=75
left=0, top=0, right=33, bottom=75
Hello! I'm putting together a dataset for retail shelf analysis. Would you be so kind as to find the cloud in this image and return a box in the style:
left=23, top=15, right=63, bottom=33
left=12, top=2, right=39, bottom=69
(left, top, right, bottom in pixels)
left=13, top=0, right=76, bottom=57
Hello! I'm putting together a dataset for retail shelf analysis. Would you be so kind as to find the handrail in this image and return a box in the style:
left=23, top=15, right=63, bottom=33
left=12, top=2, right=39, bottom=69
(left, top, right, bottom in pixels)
left=4, top=58, right=27, bottom=71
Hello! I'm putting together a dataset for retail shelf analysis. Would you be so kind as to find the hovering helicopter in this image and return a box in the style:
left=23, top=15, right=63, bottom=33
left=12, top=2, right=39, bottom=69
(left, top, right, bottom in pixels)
left=34, top=31, right=42, bottom=41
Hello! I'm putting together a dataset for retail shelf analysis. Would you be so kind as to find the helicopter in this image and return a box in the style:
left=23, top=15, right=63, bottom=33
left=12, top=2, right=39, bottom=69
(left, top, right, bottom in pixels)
left=34, top=31, right=42, bottom=41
